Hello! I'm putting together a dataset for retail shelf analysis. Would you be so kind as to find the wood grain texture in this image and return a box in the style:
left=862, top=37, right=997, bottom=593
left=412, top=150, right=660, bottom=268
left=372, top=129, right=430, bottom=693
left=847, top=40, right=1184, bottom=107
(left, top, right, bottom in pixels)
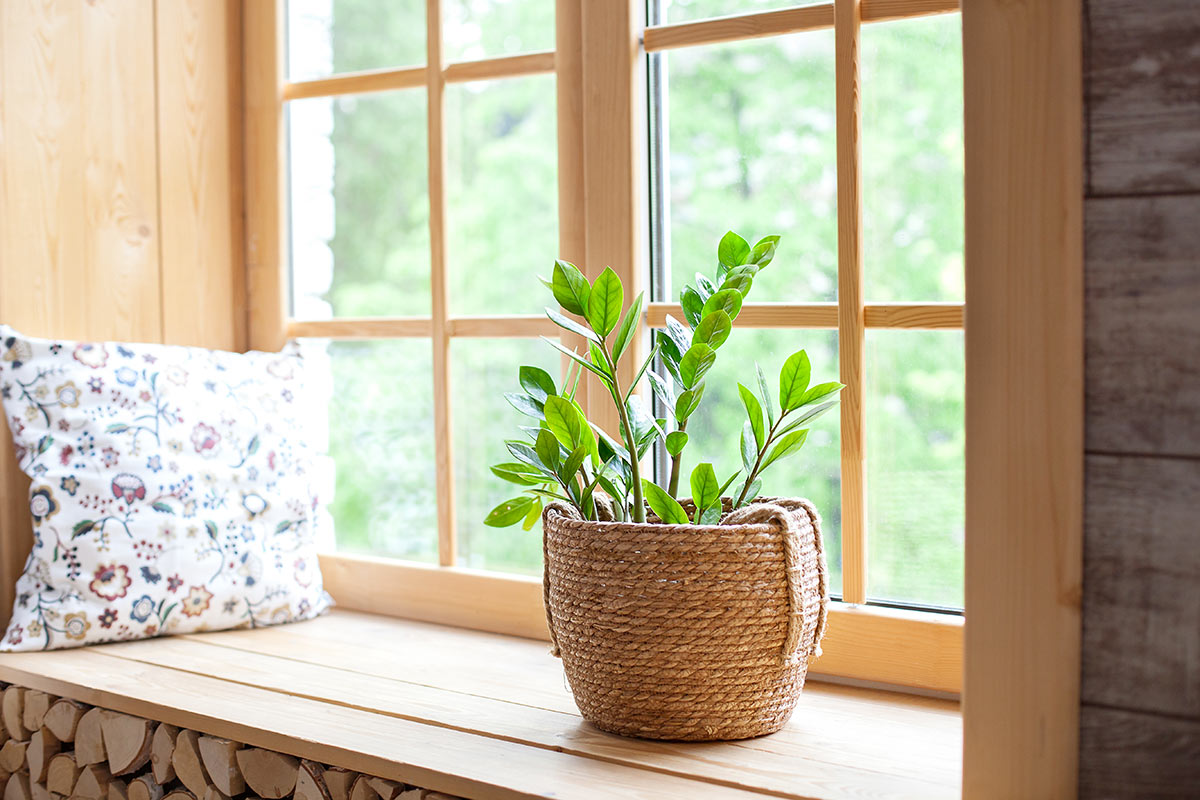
left=962, top=0, right=1083, bottom=796
left=156, top=0, right=244, bottom=350
left=1085, top=195, right=1200, bottom=457
left=1082, top=454, right=1200, bottom=719
left=283, top=67, right=425, bottom=102
left=1079, top=705, right=1200, bottom=798
left=1087, top=0, right=1200, bottom=195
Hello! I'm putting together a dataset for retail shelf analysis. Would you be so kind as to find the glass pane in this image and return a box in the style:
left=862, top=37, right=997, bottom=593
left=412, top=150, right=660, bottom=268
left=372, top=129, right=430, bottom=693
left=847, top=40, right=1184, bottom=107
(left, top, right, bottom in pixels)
left=660, top=0, right=822, bottom=24
left=668, top=330, right=843, bottom=595
left=287, top=0, right=426, bottom=82
left=861, top=14, right=964, bottom=302
left=446, top=76, right=558, bottom=315
left=320, top=339, right=438, bottom=562
left=443, top=0, right=555, bottom=62
left=660, top=30, right=837, bottom=305
left=289, top=91, right=431, bottom=319
left=865, top=330, right=964, bottom=608
left=453, top=338, right=562, bottom=575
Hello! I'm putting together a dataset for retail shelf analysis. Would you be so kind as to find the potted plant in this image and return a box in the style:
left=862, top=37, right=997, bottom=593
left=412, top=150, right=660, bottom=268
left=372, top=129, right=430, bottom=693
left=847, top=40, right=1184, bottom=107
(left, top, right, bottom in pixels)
left=485, top=231, right=842, bottom=741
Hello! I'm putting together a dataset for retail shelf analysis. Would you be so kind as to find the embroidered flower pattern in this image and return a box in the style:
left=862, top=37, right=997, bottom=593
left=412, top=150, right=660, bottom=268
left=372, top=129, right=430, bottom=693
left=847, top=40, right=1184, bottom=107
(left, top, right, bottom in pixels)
left=0, top=326, right=332, bottom=651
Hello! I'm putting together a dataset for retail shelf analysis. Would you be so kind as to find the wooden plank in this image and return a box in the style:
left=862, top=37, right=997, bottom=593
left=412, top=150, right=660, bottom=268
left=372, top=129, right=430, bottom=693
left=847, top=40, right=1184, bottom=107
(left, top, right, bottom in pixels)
left=642, top=0, right=957, bottom=52
left=1081, top=454, right=1200, bottom=719
left=282, top=67, right=425, bottom=102
left=1087, top=0, right=1200, bottom=195
left=862, top=303, right=963, bottom=329
left=1078, top=705, right=1200, bottom=799
left=244, top=0, right=288, bottom=352
left=156, top=0, right=244, bottom=350
left=287, top=318, right=433, bottom=340
left=425, top=0, right=455, bottom=567
left=1085, top=195, right=1200, bottom=458
left=0, top=650, right=766, bottom=800
left=835, top=0, right=866, bottom=605
left=95, top=633, right=959, bottom=799
left=647, top=303, right=838, bottom=329
left=444, top=316, right=557, bottom=338
left=961, top=0, right=1083, bottom=796
left=443, top=51, right=555, bottom=84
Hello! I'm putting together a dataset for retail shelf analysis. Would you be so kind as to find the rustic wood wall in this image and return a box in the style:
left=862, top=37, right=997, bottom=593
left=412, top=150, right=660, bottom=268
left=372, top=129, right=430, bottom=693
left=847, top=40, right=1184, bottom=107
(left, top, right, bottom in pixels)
left=1081, top=0, right=1200, bottom=795
left=0, top=0, right=244, bottom=624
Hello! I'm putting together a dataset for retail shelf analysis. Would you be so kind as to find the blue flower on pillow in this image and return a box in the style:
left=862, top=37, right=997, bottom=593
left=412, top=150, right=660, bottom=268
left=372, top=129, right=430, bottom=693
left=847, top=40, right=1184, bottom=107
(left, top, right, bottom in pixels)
left=129, top=595, right=155, bottom=624
left=115, top=367, right=138, bottom=386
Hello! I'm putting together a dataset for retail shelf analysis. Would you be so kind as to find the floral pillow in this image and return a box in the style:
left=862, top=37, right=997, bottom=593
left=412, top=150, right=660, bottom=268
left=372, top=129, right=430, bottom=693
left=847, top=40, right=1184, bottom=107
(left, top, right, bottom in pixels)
left=0, top=326, right=333, bottom=651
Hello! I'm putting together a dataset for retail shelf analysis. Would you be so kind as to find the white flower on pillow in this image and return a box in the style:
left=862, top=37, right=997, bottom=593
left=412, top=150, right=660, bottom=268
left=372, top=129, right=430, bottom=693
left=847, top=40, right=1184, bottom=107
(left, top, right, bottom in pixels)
left=72, top=343, right=108, bottom=369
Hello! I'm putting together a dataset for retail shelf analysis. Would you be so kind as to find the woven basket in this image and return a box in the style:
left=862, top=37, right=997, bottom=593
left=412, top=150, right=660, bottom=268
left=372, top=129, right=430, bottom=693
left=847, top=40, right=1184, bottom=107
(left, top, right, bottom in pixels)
left=541, top=496, right=828, bottom=741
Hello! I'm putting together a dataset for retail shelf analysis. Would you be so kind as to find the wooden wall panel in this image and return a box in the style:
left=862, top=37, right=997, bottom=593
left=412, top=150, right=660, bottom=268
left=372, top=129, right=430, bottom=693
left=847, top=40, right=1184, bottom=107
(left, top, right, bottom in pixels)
left=1079, top=706, right=1200, bottom=798
left=1087, top=0, right=1200, bottom=196
left=155, top=0, right=245, bottom=351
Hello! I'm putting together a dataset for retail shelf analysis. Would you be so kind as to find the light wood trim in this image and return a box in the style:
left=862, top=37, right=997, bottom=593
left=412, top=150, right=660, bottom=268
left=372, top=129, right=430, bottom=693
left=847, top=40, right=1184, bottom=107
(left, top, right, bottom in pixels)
left=444, top=51, right=555, bottom=84
left=580, top=3, right=646, bottom=437
left=642, top=0, right=958, bottom=52
left=962, top=0, right=1083, bottom=796
left=835, top=0, right=866, bottom=605
left=320, top=556, right=962, bottom=693
left=243, top=0, right=288, bottom=352
left=445, top=316, right=558, bottom=338
left=282, top=66, right=425, bottom=102
left=426, top=0, right=455, bottom=568
left=863, top=302, right=963, bottom=329
left=287, top=318, right=433, bottom=339
left=319, top=555, right=549, bottom=641
left=646, top=302, right=964, bottom=330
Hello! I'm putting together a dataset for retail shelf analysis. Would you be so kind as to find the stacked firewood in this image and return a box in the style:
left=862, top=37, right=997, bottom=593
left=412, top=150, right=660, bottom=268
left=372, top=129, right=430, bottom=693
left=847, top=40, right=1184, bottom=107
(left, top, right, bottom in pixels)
left=0, top=687, right=462, bottom=800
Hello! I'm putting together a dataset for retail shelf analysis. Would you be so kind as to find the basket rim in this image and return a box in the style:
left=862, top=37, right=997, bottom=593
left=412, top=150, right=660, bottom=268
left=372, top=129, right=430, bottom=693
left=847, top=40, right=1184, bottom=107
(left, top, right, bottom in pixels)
left=542, top=496, right=816, bottom=536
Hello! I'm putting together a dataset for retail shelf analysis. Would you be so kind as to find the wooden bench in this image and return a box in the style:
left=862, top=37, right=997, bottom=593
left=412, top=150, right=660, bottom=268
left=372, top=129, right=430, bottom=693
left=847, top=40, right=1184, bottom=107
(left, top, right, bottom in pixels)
left=0, top=610, right=961, bottom=799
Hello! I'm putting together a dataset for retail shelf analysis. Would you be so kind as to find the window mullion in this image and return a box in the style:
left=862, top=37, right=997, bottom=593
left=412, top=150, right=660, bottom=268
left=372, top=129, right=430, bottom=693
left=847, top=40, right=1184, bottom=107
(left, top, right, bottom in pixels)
left=836, top=0, right=867, bottom=604
left=426, top=0, right=456, bottom=567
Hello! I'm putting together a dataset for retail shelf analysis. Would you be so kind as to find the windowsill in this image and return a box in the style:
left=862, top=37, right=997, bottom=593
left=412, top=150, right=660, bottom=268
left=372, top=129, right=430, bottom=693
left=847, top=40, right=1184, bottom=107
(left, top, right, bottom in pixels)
left=0, top=609, right=960, bottom=799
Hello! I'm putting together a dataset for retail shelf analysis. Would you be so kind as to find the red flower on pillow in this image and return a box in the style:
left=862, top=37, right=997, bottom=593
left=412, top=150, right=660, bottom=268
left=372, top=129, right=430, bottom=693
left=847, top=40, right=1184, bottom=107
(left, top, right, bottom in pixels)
left=111, top=473, right=146, bottom=503
left=190, top=422, right=221, bottom=454
left=89, top=564, right=131, bottom=601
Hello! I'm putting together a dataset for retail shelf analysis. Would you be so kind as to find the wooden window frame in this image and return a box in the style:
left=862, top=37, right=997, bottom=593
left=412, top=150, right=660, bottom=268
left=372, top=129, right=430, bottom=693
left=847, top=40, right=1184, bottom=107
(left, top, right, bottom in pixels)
left=245, top=1, right=1084, bottom=791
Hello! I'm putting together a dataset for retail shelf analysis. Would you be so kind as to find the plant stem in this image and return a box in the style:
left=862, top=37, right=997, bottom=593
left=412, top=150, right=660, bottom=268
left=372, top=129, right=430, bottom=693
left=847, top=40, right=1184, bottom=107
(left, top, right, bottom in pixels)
left=666, top=418, right=689, bottom=498
left=599, top=341, right=646, bottom=523
left=734, top=410, right=789, bottom=507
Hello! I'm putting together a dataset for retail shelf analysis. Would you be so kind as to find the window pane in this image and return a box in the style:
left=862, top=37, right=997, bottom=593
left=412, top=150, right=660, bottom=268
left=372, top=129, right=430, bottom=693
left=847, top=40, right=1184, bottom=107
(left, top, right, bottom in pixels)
left=660, top=0, right=822, bottom=24
left=446, top=76, right=558, bottom=315
left=862, top=14, right=964, bottom=302
left=865, top=330, right=964, bottom=608
left=289, top=92, right=431, bottom=319
left=659, top=31, right=837, bottom=304
left=443, top=0, right=554, bottom=62
left=667, top=329, right=842, bottom=595
left=320, top=339, right=438, bottom=562
left=287, top=0, right=426, bottom=82
left=453, top=338, right=562, bottom=575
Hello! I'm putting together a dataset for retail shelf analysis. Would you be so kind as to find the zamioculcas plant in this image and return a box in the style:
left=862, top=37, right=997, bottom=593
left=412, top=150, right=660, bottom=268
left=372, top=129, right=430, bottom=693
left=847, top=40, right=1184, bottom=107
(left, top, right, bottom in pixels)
left=484, top=230, right=844, bottom=529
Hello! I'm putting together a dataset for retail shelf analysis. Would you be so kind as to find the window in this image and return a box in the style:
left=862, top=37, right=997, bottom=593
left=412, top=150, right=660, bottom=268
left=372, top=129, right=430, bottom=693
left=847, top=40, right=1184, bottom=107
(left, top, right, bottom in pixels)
left=247, top=0, right=965, bottom=694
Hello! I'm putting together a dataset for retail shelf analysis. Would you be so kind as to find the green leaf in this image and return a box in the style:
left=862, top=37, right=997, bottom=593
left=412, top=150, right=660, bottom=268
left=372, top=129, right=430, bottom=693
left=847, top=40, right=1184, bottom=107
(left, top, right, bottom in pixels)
left=623, top=344, right=660, bottom=401
left=560, top=445, right=589, bottom=484
left=750, top=234, right=780, bottom=266
left=519, top=366, right=557, bottom=402
left=586, top=267, right=624, bottom=337
left=541, top=337, right=614, bottom=388
left=275, top=520, right=295, bottom=534
left=691, top=310, right=732, bottom=349
left=642, top=480, right=689, bottom=525
left=490, top=463, right=545, bottom=486
left=504, top=392, right=544, bottom=419
left=756, top=362, right=776, bottom=426
left=544, top=397, right=585, bottom=450
left=546, top=307, right=600, bottom=342
left=205, top=520, right=219, bottom=541
left=740, top=422, right=757, bottom=472
left=485, top=496, right=536, bottom=528
left=664, top=315, right=692, bottom=355
left=611, top=291, right=644, bottom=362
left=800, top=381, right=845, bottom=406
left=665, top=431, right=689, bottom=457
left=551, top=260, right=591, bottom=316
left=674, top=384, right=705, bottom=422
left=717, top=230, right=751, bottom=267
left=680, top=287, right=704, bottom=328
left=647, top=370, right=676, bottom=411
left=151, top=501, right=174, bottom=514
left=720, top=273, right=754, bottom=297
left=738, top=383, right=765, bottom=449
left=739, top=478, right=762, bottom=507
left=679, top=344, right=716, bottom=389
left=717, top=470, right=742, bottom=498
left=534, top=430, right=561, bottom=470
left=779, top=349, right=812, bottom=411
left=72, top=520, right=96, bottom=539
left=689, top=463, right=720, bottom=523
left=695, top=273, right=717, bottom=299
left=702, top=288, right=743, bottom=321
left=522, top=497, right=543, bottom=531
left=699, top=503, right=722, bottom=525
left=778, top=400, right=839, bottom=436
left=106, top=424, right=129, bottom=434
left=762, top=429, right=809, bottom=470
